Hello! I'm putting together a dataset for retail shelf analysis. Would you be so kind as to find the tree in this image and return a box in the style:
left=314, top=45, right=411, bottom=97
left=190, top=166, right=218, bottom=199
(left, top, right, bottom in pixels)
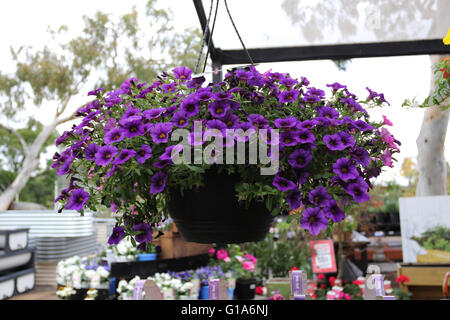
left=0, top=0, right=203, bottom=211
left=415, top=54, right=450, bottom=196
left=400, top=157, right=418, bottom=189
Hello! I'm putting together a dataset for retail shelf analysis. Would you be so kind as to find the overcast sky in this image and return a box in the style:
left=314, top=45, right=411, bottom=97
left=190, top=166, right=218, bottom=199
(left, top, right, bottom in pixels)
left=0, top=0, right=447, bottom=186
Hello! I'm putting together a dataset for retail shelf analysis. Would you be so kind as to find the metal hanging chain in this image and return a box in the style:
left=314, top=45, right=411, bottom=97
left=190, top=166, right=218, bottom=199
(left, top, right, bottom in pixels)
left=195, top=0, right=214, bottom=74
left=202, top=0, right=220, bottom=73
left=223, top=0, right=254, bottom=66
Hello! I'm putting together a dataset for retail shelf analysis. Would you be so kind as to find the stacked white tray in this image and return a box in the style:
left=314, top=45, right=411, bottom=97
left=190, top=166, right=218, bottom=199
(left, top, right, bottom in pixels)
left=0, top=211, right=100, bottom=286
left=0, top=228, right=35, bottom=300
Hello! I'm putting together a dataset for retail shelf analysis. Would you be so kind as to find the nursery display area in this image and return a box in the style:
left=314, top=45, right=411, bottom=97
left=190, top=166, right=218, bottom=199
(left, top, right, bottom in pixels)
left=0, top=1, right=450, bottom=312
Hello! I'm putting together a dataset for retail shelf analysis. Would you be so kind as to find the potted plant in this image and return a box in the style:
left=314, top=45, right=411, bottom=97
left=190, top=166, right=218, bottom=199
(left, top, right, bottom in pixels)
left=209, top=245, right=257, bottom=300
left=137, top=241, right=159, bottom=261
left=53, top=65, right=398, bottom=245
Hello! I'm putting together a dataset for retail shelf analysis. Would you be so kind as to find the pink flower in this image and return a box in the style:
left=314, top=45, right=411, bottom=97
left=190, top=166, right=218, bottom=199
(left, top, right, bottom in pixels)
left=380, top=128, right=399, bottom=151
left=382, top=115, right=393, bottom=126
left=208, top=248, right=216, bottom=255
left=244, top=253, right=257, bottom=264
left=224, top=257, right=231, bottom=262
left=110, top=202, right=118, bottom=213
left=344, top=293, right=351, bottom=300
left=216, top=249, right=229, bottom=260
left=242, top=261, right=255, bottom=272
left=381, top=149, right=393, bottom=167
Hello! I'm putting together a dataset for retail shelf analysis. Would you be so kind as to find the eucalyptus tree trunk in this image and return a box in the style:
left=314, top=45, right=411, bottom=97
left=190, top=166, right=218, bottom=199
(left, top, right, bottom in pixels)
left=415, top=54, right=450, bottom=196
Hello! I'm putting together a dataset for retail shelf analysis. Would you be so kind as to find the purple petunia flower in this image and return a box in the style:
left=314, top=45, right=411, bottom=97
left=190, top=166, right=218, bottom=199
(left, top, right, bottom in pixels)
left=160, top=144, right=183, bottom=161
left=325, top=200, right=345, bottom=223
left=119, top=116, right=145, bottom=138
left=205, top=120, right=227, bottom=133
left=208, top=101, right=230, bottom=118
left=87, top=87, right=103, bottom=96
left=295, top=129, right=316, bottom=144
left=173, top=66, right=192, bottom=81
left=287, top=189, right=302, bottom=211
left=345, top=182, right=370, bottom=203
left=186, top=76, right=206, bottom=89
left=309, top=186, right=332, bottom=207
left=300, top=207, right=329, bottom=236
left=103, top=118, right=117, bottom=133
left=326, top=82, right=347, bottom=92
left=234, top=122, right=256, bottom=142
left=136, top=144, right=152, bottom=165
left=108, top=226, right=125, bottom=245
left=171, top=111, right=189, bottom=128
left=293, top=168, right=309, bottom=184
left=104, top=127, right=125, bottom=144
left=248, top=114, right=269, bottom=129
left=278, top=89, right=300, bottom=103
left=95, top=145, right=118, bottom=166
left=123, top=105, right=141, bottom=119
left=150, top=171, right=166, bottom=194
left=279, top=77, right=298, bottom=87
left=297, top=120, right=319, bottom=130
left=84, top=143, right=99, bottom=161
left=333, top=157, right=359, bottom=181
left=105, top=165, right=118, bottom=178
left=222, top=112, right=240, bottom=129
left=251, top=92, right=265, bottom=104
left=272, top=175, right=296, bottom=192
left=180, top=95, right=200, bottom=117
left=350, top=146, right=370, bottom=167
left=161, top=82, right=177, bottom=93
left=143, top=108, right=166, bottom=120
left=57, top=156, right=75, bottom=176
left=337, top=131, right=355, bottom=149
left=195, top=89, right=214, bottom=102
left=352, top=120, right=374, bottom=132
left=274, top=116, right=298, bottom=129
left=303, top=94, right=320, bottom=104
left=280, top=131, right=298, bottom=147
left=323, top=134, right=346, bottom=151
left=113, top=149, right=136, bottom=165
left=150, top=123, right=173, bottom=144
left=132, top=222, right=153, bottom=243
left=288, top=149, right=312, bottom=168
left=341, top=97, right=367, bottom=113
left=214, top=91, right=232, bottom=101
left=317, top=106, right=340, bottom=119
left=65, top=188, right=89, bottom=211
left=153, top=159, right=173, bottom=168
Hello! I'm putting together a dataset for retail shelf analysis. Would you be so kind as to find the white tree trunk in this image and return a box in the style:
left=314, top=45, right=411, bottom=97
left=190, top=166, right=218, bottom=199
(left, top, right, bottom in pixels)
left=0, top=122, right=57, bottom=211
left=415, top=54, right=450, bottom=196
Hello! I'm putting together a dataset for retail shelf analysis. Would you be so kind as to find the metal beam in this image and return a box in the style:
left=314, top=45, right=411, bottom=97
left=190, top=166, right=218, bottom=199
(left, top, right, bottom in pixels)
left=215, top=39, right=450, bottom=65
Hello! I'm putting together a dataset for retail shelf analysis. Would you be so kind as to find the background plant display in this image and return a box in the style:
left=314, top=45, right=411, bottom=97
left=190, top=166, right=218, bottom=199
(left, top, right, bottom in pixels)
left=53, top=64, right=398, bottom=245
left=208, top=245, right=257, bottom=280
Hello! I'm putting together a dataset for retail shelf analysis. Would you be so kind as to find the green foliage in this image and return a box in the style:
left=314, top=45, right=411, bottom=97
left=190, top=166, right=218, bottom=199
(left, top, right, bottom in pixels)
left=402, top=57, right=450, bottom=109
left=412, top=225, right=450, bottom=252
left=19, top=162, right=57, bottom=208
left=240, top=221, right=312, bottom=282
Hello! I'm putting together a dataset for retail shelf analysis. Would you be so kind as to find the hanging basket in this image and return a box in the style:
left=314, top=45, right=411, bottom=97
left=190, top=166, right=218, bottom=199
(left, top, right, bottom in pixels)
left=167, top=167, right=274, bottom=244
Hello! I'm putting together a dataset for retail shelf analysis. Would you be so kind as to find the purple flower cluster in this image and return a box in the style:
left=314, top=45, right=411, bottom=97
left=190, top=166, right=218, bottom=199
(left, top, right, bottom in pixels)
left=54, top=65, right=399, bottom=243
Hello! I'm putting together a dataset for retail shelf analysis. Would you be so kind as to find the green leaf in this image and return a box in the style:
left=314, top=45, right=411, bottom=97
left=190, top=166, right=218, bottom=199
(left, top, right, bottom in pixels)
left=185, top=164, right=205, bottom=173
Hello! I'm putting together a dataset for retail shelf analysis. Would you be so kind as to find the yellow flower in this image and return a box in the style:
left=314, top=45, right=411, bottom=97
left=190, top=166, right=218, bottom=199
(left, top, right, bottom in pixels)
left=444, top=29, right=450, bottom=45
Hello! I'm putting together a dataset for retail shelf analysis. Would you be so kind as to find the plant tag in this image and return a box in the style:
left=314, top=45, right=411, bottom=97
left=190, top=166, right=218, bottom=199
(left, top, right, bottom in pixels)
left=133, top=280, right=146, bottom=300
left=383, top=296, right=396, bottom=300
left=143, top=280, right=163, bottom=300
left=292, top=294, right=306, bottom=300
left=364, top=265, right=384, bottom=300
left=289, top=270, right=307, bottom=296
left=227, top=277, right=236, bottom=289
left=209, top=279, right=219, bottom=300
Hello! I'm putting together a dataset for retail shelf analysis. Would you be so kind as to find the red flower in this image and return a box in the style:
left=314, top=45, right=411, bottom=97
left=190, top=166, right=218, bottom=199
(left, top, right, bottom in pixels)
left=396, top=275, right=410, bottom=284
left=440, top=57, right=449, bottom=78
left=320, top=284, right=325, bottom=289
left=329, top=276, right=336, bottom=286
left=290, top=266, right=299, bottom=271
left=255, top=286, right=264, bottom=295
left=352, top=280, right=364, bottom=286
left=317, top=274, right=325, bottom=280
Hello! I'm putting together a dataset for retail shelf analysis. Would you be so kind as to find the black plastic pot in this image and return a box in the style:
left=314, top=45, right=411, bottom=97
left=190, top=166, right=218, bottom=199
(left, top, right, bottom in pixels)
left=234, top=278, right=257, bottom=300
left=167, top=167, right=274, bottom=244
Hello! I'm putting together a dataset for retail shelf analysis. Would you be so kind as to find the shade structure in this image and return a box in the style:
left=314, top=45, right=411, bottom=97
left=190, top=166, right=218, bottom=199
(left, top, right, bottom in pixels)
left=194, top=0, right=450, bottom=67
